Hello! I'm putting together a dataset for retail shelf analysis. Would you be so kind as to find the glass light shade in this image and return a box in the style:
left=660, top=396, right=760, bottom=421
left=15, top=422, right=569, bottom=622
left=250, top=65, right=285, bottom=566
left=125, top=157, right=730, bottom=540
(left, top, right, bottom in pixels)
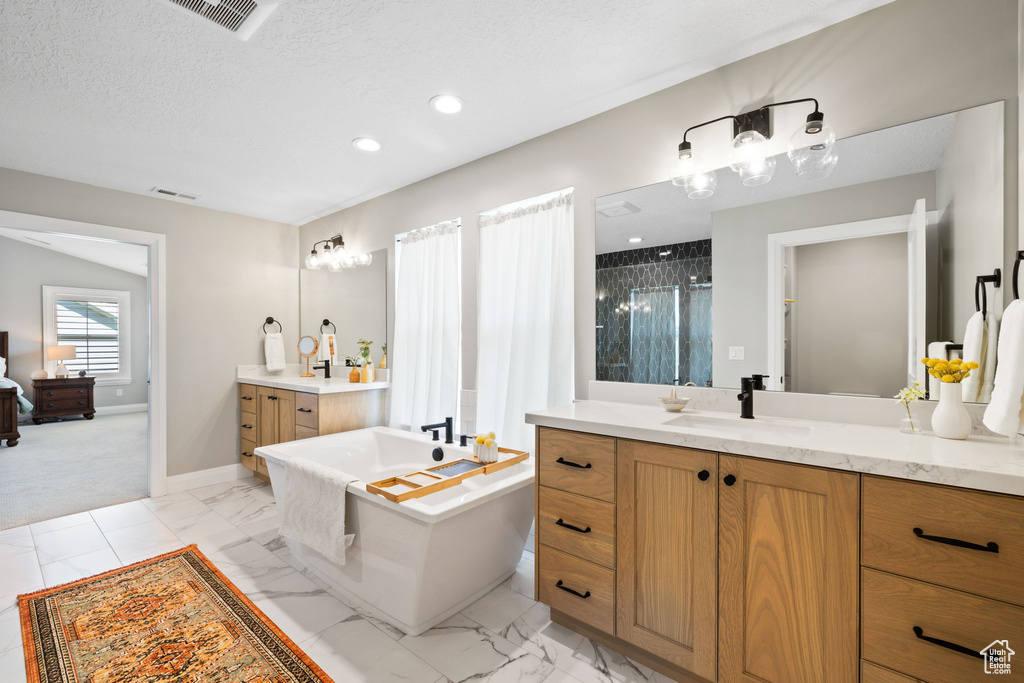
left=326, top=257, right=342, bottom=272
left=321, top=244, right=336, bottom=266
left=670, top=153, right=701, bottom=187
left=304, top=250, right=320, bottom=269
left=354, top=252, right=373, bottom=267
left=737, top=153, right=776, bottom=186
left=340, top=255, right=356, bottom=269
left=729, top=130, right=769, bottom=172
left=683, top=169, right=717, bottom=199
left=788, top=120, right=837, bottom=178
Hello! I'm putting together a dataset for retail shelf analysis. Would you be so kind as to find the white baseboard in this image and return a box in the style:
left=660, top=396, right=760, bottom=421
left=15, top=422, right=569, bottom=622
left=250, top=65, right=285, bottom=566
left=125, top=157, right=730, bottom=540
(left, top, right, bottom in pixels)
left=166, top=464, right=251, bottom=494
left=95, top=403, right=148, bottom=416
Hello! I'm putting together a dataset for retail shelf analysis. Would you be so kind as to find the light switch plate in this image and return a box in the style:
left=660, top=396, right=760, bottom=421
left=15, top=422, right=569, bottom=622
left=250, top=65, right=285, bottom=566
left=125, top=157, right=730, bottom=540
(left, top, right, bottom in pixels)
left=729, top=346, right=745, bottom=360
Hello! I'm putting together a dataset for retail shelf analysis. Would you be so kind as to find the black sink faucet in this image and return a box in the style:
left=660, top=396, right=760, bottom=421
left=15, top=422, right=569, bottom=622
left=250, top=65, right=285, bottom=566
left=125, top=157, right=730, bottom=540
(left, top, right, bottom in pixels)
left=313, top=359, right=331, bottom=379
left=751, top=374, right=770, bottom=391
left=738, top=377, right=756, bottom=419
left=421, top=417, right=454, bottom=444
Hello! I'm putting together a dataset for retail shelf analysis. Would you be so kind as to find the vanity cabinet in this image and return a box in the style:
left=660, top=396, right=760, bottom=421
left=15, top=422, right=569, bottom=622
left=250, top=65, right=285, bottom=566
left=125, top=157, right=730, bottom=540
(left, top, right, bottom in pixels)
left=717, top=455, right=859, bottom=683
left=238, top=383, right=386, bottom=478
left=536, top=427, right=859, bottom=683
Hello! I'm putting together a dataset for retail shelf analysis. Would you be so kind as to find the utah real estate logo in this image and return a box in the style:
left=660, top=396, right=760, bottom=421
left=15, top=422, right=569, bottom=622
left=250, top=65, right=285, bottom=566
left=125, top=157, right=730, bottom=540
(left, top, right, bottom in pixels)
left=981, top=640, right=1014, bottom=675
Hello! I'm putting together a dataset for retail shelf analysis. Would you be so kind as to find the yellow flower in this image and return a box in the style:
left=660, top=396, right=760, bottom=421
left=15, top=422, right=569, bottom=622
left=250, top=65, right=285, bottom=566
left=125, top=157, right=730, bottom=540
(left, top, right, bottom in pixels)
left=935, top=362, right=949, bottom=373
left=926, top=359, right=938, bottom=368
left=942, top=375, right=955, bottom=383
left=965, top=361, right=980, bottom=370
left=484, top=438, right=495, bottom=448
left=953, top=372, right=962, bottom=382
left=475, top=436, right=485, bottom=445
left=950, top=358, right=963, bottom=365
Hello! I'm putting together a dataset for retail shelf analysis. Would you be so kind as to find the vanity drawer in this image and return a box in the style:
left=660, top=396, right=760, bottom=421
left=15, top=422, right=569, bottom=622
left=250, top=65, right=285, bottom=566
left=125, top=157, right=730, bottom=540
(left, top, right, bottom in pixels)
left=538, top=486, right=615, bottom=569
left=294, top=425, right=318, bottom=440
left=538, top=428, right=616, bottom=502
left=295, top=392, right=318, bottom=428
left=240, top=438, right=257, bottom=471
left=862, top=568, right=1024, bottom=683
left=239, top=413, right=257, bottom=438
left=862, top=661, right=925, bottom=683
left=538, top=545, right=614, bottom=635
left=863, top=476, right=1024, bottom=605
left=239, top=384, right=257, bottom=410
left=255, top=455, right=269, bottom=476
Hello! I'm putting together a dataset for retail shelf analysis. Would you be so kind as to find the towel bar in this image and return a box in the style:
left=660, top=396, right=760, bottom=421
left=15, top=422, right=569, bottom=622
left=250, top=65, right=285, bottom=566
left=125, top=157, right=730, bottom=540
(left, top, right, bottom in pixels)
left=262, top=316, right=282, bottom=333
left=320, top=319, right=337, bottom=334
left=975, top=270, right=1001, bottom=318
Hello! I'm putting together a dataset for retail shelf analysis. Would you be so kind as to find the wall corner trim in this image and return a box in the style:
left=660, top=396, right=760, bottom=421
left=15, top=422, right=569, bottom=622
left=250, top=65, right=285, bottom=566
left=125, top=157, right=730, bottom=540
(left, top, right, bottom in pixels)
left=166, top=463, right=250, bottom=494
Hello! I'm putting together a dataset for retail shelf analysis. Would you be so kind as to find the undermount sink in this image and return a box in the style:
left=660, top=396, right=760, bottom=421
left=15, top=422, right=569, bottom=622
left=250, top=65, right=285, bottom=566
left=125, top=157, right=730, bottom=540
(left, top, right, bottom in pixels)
left=663, top=412, right=814, bottom=437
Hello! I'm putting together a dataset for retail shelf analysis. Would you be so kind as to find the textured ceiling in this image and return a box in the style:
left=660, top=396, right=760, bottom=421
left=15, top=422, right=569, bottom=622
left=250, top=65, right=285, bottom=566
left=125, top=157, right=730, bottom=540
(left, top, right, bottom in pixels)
left=595, top=109, right=960, bottom=254
left=0, top=0, right=892, bottom=225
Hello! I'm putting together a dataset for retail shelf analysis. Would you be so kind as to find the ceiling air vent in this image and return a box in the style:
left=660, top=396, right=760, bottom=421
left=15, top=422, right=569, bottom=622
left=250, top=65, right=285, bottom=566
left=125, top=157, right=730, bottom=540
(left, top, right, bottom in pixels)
left=157, top=0, right=283, bottom=41
left=150, top=187, right=201, bottom=202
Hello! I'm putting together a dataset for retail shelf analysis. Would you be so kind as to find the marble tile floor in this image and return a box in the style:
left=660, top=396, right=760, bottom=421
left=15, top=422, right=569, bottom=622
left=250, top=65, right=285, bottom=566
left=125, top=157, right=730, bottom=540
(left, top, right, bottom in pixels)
left=0, top=477, right=674, bottom=683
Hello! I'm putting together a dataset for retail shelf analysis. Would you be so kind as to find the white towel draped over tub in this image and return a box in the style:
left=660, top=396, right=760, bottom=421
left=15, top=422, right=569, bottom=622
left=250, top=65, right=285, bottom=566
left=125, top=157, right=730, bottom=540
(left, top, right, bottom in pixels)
left=279, top=456, right=356, bottom=565
left=264, top=332, right=286, bottom=372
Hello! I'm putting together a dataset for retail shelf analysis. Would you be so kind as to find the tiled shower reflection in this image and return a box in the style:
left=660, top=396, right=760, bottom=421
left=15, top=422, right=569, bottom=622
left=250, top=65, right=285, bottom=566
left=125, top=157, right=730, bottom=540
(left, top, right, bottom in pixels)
left=596, top=239, right=712, bottom=386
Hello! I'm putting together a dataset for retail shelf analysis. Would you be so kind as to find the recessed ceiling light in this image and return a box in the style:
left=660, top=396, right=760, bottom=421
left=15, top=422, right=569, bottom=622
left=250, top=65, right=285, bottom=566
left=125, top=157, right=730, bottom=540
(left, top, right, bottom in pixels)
left=352, top=137, right=383, bottom=152
left=429, top=95, right=464, bottom=114
left=628, top=237, right=643, bottom=243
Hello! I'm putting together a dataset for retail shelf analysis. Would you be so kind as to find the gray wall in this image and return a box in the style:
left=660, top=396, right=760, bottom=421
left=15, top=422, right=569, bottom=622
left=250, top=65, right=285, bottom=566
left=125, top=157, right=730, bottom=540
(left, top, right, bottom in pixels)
left=0, top=169, right=299, bottom=477
left=0, top=236, right=149, bottom=408
left=790, top=233, right=908, bottom=397
left=298, top=0, right=1019, bottom=401
left=712, top=171, right=936, bottom=388
left=935, top=103, right=1006, bottom=339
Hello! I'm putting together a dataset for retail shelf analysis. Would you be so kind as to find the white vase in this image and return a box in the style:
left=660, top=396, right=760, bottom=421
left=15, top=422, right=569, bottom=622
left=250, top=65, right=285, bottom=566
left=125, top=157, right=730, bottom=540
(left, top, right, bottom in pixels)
left=931, top=382, right=972, bottom=440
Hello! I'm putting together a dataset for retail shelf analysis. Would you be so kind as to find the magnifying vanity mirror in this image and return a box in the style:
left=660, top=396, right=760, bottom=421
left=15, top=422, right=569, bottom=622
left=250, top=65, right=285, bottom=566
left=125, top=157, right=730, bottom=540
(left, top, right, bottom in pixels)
left=596, top=100, right=1005, bottom=403
left=297, top=335, right=319, bottom=377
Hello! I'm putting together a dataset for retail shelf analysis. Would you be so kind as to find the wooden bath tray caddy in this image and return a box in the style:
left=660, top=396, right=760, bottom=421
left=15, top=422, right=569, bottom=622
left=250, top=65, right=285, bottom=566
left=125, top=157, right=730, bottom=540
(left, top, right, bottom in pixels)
left=366, top=448, right=529, bottom=503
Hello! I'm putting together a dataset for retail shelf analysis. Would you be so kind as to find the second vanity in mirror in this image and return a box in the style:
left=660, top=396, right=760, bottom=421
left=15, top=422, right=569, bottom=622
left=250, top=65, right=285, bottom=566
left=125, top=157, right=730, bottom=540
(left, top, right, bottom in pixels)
left=596, top=101, right=1006, bottom=403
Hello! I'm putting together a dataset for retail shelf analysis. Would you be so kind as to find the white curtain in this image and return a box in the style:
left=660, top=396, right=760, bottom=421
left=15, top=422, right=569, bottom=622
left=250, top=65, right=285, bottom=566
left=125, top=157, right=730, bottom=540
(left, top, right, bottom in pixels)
left=477, top=192, right=574, bottom=452
left=390, top=221, right=461, bottom=431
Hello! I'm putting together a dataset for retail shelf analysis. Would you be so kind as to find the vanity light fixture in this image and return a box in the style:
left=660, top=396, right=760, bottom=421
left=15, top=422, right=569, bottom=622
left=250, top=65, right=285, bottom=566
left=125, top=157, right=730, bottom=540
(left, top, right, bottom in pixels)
left=305, top=235, right=374, bottom=271
left=671, top=98, right=837, bottom=198
left=429, top=95, right=464, bottom=114
left=352, top=137, right=383, bottom=152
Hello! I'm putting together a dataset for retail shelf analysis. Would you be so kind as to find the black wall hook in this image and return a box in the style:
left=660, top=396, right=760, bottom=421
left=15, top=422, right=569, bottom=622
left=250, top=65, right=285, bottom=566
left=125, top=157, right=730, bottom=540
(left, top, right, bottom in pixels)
left=320, top=319, right=337, bottom=334
left=1014, top=251, right=1024, bottom=300
left=975, top=269, right=1001, bottom=318
left=262, top=316, right=282, bottom=333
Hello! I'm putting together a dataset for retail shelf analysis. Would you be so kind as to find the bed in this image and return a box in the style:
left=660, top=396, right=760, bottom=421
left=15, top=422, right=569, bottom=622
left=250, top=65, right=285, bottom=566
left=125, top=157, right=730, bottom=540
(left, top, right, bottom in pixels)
left=1, top=331, right=20, bottom=447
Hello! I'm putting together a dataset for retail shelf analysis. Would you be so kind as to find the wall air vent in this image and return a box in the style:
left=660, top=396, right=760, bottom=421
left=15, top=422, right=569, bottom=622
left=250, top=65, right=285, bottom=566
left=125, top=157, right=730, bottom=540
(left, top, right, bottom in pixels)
left=157, top=0, right=283, bottom=41
left=150, top=187, right=201, bottom=202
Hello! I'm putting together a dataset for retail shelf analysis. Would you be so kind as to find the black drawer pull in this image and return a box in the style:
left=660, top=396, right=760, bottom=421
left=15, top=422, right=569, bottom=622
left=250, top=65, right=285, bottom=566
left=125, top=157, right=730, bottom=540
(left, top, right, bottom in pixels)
left=241, top=396, right=253, bottom=401
left=242, top=451, right=252, bottom=457
left=723, top=474, right=737, bottom=486
left=913, top=527, right=998, bottom=553
left=555, top=580, right=590, bottom=599
left=556, top=457, right=591, bottom=469
left=555, top=518, right=591, bottom=534
left=77, top=401, right=84, bottom=406
left=297, top=408, right=312, bottom=412
left=77, top=390, right=83, bottom=395
left=697, top=469, right=710, bottom=481
left=46, top=392, right=53, bottom=397
left=913, top=626, right=984, bottom=660
left=46, top=403, right=53, bottom=408
left=242, top=424, right=253, bottom=429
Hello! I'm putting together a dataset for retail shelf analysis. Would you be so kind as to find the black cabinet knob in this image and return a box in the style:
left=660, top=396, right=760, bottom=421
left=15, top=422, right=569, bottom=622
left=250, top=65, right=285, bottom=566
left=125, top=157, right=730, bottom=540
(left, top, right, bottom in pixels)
left=723, top=474, right=737, bottom=486
left=697, top=470, right=710, bottom=481
left=77, top=401, right=84, bottom=406
left=46, top=403, right=53, bottom=408
left=46, top=392, right=53, bottom=397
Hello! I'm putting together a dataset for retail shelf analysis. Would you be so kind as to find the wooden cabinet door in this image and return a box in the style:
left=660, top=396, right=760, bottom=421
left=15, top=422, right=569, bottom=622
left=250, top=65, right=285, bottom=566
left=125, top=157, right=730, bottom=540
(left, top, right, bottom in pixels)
left=616, top=440, right=717, bottom=679
left=276, top=389, right=295, bottom=443
left=718, top=455, right=859, bottom=683
left=256, top=386, right=278, bottom=447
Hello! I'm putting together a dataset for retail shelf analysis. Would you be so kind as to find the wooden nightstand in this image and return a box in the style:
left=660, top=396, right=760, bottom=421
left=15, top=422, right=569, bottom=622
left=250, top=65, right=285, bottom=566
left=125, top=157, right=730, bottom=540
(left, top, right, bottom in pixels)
left=32, top=377, right=96, bottom=424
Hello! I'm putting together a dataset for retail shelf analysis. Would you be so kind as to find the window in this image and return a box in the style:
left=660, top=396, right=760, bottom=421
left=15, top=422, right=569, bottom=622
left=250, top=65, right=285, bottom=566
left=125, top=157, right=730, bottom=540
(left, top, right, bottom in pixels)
left=43, top=286, right=132, bottom=385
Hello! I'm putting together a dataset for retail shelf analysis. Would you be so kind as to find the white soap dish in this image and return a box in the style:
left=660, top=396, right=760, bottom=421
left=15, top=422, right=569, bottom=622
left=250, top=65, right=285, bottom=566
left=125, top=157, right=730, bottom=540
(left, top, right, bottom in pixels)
left=658, top=388, right=691, bottom=412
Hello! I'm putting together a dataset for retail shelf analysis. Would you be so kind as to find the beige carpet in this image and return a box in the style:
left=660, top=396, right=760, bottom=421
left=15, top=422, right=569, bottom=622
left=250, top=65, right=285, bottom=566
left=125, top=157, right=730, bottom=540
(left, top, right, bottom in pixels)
left=0, top=412, right=148, bottom=529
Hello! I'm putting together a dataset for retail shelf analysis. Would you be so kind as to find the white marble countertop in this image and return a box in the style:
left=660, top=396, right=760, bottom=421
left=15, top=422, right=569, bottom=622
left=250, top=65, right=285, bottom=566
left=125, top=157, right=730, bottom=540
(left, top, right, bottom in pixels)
left=237, top=365, right=388, bottom=394
left=526, top=400, right=1024, bottom=497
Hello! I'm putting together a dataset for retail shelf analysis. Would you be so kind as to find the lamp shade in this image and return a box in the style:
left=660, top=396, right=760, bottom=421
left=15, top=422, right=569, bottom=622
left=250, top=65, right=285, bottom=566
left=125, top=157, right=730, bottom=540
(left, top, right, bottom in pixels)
left=47, top=345, right=77, bottom=361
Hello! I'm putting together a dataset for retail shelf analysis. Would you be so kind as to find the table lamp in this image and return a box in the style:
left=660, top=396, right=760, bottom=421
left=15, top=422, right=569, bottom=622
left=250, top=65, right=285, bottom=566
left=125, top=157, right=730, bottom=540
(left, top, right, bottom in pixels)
left=46, top=345, right=76, bottom=378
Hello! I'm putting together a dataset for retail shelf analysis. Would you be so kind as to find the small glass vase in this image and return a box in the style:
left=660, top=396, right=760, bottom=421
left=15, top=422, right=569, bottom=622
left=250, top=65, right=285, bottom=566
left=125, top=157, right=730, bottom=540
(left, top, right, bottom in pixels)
left=898, top=416, right=920, bottom=435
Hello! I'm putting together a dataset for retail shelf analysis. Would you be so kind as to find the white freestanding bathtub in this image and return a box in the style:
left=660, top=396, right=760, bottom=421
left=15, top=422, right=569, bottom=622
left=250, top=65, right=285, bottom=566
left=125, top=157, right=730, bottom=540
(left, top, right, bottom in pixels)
left=256, top=427, right=535, bottom=635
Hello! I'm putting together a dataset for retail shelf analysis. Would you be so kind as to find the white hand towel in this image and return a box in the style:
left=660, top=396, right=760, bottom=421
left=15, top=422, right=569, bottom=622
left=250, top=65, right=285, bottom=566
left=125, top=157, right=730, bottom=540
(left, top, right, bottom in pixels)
left=927, top=341, right=953, bottom=361
left=983, top=300, right=1024, bottom=436
left=264, top=332, right=286, bottom=372
left=279, top=456, right=356, bottom=565
left=960, top=312, right=985, bottom=402
left=980, top=312, right=1000, bottom=404
left=319, top=333, right=337, bottom=364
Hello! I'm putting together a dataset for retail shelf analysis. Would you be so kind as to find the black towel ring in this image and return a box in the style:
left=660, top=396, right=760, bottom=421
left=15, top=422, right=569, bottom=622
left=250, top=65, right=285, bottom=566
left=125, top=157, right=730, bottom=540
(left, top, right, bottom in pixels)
left=320, top=319, right=337, bottom=334
left=1013, top=251, right=1024, bottom=301
left=975, top=269, right=1001, bottom=318
left=262, top=316, right=282, bottom=333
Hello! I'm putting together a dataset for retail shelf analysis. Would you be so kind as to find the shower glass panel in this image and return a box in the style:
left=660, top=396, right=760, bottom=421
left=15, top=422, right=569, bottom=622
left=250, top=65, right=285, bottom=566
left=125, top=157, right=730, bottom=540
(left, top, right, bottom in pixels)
left=629, top=285, right=679, bottom=384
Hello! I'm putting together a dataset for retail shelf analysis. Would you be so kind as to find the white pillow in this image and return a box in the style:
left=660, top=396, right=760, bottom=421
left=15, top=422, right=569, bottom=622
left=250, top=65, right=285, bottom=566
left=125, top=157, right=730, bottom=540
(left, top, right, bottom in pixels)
left=0, top=355, right=6, bottom=377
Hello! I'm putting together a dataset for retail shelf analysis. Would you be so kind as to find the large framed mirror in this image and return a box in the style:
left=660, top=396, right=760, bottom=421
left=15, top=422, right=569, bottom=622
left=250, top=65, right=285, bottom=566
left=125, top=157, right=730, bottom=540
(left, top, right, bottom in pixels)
left=596, top=101, right=1005, bottom=403
left=300, top=247, right=388, bottom=366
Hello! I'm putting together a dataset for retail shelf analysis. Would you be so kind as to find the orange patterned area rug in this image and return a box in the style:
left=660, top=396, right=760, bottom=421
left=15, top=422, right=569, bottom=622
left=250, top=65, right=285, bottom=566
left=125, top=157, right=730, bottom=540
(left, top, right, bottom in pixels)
left=19, top=544, right=333, bottom=683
